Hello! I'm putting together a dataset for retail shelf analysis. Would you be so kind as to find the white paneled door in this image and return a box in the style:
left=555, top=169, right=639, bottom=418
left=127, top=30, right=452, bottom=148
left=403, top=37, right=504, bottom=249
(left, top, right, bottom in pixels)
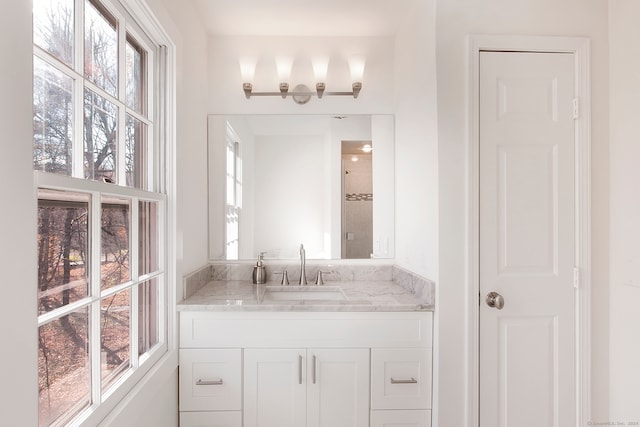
left=479, top=51, right=576, bottom=427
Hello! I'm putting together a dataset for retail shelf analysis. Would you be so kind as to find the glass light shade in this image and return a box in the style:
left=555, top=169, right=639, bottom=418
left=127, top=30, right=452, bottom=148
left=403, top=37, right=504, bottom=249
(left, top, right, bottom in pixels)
left=312, top=57, right=329, bottom=83
left=276, top=56, right=293, bottom=82
left=239, top=58, right=256, bottom=84
left=348, top=55, right=366, bottom=83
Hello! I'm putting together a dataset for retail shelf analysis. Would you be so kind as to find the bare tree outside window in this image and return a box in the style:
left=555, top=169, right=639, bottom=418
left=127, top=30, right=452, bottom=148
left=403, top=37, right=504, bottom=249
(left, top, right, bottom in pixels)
left=84, top=0, right=118, bottom=97
left=125, top=37, right=144, bottom=113
left=33, top=0, right=74, bottom=66
left=38, top=309, right=90, bottom=427
left=37, top=193, right=91, bottom=426
left=33, top=0, right=164, bottom=424
left=37, top=193, right=89, bottom=315
left=100, top=288, right=131, bottom=391
left=84, top=89, right=118, bottom=182
left=125, top=114, right=145, bottom=188
left=33, top=56, right=74, bottom=175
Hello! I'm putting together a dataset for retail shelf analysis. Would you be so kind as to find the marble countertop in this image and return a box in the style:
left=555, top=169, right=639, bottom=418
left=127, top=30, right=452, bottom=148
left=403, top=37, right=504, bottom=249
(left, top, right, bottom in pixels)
left=178, top=280, right=433, bottom=312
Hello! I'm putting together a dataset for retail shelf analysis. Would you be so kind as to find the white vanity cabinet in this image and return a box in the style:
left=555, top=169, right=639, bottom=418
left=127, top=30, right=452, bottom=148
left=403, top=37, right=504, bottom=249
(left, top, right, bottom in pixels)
left=178, top=311, right=433, bottom=427
left=243, top=348, right=369, bottom=427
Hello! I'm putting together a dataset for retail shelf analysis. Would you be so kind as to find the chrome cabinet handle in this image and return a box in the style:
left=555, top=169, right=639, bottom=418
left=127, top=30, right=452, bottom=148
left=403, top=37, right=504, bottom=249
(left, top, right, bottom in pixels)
left=196, top=379, right=223, bottom=386
left=298, top=355, right=303, bottom=385
left=312, top=355, right=317, bottom=384
left=390, top=377, right=418, bottom=384
left=486, top=291, right=505, bottom=310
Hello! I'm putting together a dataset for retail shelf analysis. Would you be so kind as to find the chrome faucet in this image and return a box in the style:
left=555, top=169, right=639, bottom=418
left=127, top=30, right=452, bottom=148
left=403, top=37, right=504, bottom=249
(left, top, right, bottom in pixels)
left=299, top=244, right=307, bottom=285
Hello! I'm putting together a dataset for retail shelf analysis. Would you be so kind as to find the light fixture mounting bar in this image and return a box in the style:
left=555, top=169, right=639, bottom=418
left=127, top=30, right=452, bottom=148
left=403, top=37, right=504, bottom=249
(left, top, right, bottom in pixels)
left=242, top=82, right=362, bottom=102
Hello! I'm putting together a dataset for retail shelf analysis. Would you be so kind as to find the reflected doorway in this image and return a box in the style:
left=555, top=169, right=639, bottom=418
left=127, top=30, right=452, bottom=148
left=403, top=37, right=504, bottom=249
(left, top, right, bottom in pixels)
left=341, top=140, right=373, bottom=258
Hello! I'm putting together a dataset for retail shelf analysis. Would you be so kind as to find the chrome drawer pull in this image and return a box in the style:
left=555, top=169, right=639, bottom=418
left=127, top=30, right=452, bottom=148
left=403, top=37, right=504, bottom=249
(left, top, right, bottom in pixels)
left=312, top=355, right=317, bottom=385
left=196, top=379, right=223, bottom=386
left=298, top=355, right=303, bottom=385
left=390, top=377, right=418, bottom=384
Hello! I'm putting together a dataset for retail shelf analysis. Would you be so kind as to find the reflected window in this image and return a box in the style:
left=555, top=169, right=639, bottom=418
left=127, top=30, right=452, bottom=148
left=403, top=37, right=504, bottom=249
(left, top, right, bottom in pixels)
left=225, top=123, right=242, bottom=260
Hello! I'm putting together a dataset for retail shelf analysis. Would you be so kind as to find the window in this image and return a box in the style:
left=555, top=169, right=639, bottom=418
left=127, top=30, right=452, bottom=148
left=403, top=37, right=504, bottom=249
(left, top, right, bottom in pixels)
left=33, top=0, right=168, bottom=425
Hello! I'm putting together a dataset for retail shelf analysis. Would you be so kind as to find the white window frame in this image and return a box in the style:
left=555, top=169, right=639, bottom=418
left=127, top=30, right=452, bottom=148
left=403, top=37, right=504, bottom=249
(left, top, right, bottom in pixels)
left=33, top=0, right=176, bottom=425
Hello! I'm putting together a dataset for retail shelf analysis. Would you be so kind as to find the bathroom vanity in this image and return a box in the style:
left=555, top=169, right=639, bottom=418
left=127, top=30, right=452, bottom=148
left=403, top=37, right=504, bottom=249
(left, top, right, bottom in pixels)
left=177, top=264, right=434, bottom=427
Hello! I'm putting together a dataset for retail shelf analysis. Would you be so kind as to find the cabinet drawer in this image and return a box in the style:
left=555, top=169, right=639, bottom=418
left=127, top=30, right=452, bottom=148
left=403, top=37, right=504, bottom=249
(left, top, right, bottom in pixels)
left=371, top=348, right=432, bottom=409
left=370, top=410, right=431, bottom=427
left=179, top=349, right=242, bottom=411
left=179, top=411, right=241, bottom=427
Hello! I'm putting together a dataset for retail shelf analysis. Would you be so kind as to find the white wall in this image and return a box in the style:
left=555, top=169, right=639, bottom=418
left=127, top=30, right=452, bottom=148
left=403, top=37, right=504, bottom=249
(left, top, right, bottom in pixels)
left=435, top=0, right=610, bottom=425
left=145, top=0, right=211, bottom=297
left=394, top=0, right=439, bottom=281
left=608, top=1, right=640, bottom=421
left=0, top=0, right=38, bottom=425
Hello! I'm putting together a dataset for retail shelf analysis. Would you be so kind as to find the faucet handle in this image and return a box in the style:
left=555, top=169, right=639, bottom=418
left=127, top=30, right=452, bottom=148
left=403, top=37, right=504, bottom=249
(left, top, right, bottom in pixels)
left=315, top=270, right=331, bottom=285
left=274, top=271, right=290, bottom=285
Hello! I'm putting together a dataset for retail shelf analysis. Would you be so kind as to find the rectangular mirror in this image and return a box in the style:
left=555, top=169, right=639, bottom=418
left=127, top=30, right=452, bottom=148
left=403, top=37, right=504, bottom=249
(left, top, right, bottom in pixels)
left=208, top=114, right=394, bottom=260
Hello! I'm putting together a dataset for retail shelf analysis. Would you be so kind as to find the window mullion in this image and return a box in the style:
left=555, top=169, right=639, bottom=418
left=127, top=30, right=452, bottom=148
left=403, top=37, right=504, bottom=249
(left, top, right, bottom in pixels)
left=156, top=199, right=166, bottom=345
left=125, top=107, right=151, bottom=126
left=130, top=197, right=139, bottom=283
left=144, top=47, right=155, bottom=192
left=117, top=18, right=127, bottom=186
left=90, top=190, right=102, bottom=406
left=131, top=283, right=140, bottom=369
left=73, top=0, right=86, bottom=179
left=130, top=198, right=140, bottom=368
left=117, top=103, right=126, bottom=186
left=155, top=45, right=167, bottom=194
left=75, top=0, right=84, bottom=76
left=73, top=78, right=85, bottom=179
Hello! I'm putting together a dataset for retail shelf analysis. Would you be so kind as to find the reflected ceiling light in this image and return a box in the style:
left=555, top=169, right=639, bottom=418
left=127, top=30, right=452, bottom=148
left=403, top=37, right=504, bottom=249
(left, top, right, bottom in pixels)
left=361, top=144, right=372, bottom=153
left=241, top=55, right=364, bottom=104
left=351, top=156, right=359, bottom=162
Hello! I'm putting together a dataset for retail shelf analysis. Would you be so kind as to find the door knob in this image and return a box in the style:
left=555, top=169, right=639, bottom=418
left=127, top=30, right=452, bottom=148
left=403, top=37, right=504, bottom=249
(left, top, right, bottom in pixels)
left=486, top=291, right=504, bottom=310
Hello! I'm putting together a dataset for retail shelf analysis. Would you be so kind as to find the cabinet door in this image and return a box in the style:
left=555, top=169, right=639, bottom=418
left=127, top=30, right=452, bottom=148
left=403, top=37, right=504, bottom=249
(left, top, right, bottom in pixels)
left=371, top=348, right=432, bottom=409
left=244, top=349, right=306, bottom=427
left=179, top=411, right=242, bottom=427
left=307, top=348, right=370, bottom=427
left=179, top=349, right=242, bottom=411
left=370, top=410, right=431, bottom=427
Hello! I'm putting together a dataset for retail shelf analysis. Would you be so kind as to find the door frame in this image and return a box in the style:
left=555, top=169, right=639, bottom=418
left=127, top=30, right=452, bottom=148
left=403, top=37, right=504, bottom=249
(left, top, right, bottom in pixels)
left=467, top=35, right=591, bottom=427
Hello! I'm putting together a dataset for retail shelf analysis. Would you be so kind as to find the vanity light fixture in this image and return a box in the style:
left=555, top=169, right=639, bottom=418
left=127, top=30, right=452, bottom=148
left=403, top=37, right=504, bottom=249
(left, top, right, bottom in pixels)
left=241, top=55, right=365, bottom=104
left=361, top=144, right=372, bottom=153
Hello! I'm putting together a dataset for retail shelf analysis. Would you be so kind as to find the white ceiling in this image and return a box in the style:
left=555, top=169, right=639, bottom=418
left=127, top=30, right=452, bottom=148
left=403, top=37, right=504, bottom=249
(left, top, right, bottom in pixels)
left=191, top=0, right=416, bottom=36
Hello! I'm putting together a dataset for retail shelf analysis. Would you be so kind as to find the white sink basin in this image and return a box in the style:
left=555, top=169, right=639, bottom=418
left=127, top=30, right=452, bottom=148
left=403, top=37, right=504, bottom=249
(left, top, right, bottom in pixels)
left=262, top=285, right=347, bottom=302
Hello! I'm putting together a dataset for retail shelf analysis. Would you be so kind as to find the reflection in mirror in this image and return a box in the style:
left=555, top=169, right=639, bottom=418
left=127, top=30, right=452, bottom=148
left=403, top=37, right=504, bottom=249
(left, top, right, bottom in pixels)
left=342, top=141, right=373, bottom=259
left=208, top=115, right=394, bottom=261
